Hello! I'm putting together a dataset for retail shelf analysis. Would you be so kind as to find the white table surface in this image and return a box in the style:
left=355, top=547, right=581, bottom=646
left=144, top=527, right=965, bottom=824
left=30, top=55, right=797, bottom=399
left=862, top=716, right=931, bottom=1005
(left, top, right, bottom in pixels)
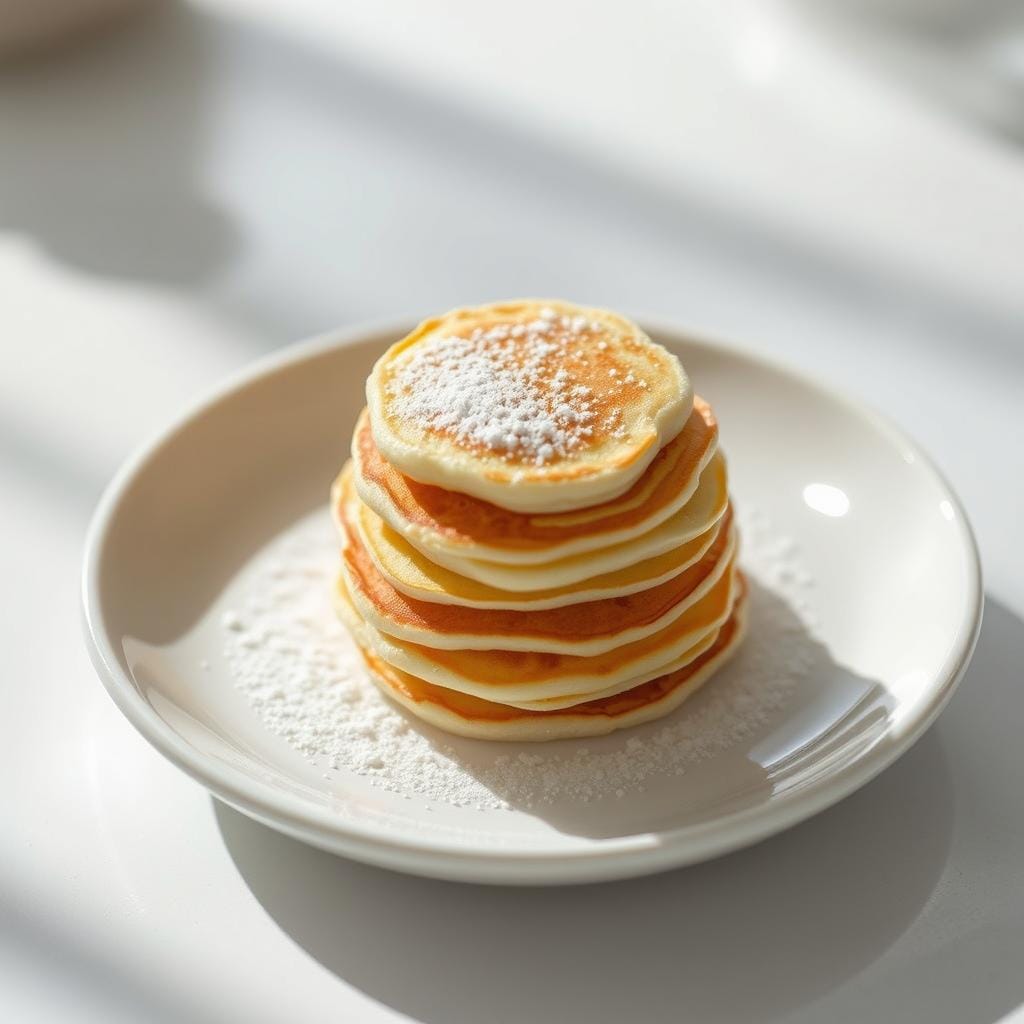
left=2, top=2, right=1023, bottom=1021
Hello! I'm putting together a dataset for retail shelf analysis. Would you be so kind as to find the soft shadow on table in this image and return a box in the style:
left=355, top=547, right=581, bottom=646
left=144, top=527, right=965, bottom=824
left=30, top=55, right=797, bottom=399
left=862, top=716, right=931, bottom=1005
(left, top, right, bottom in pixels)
left=809, top=596, right=1024, bottom=1024
left=0, top=903, right=225, bottom=1024
left=212, top=600, right=1022, bottom=1024
left=795, top=0, right=1024, bottom=148
left=2, top=1, right=1021, bottom=362
left=215, top=729, right=951, bottom=1024
left=0, top=2, right=237, bottom=286
left=387, top=578, right=895, bottom=841
left=214, top=599, right=1024, bottom=1023
left=209, top=611, right=1024, bottom=1024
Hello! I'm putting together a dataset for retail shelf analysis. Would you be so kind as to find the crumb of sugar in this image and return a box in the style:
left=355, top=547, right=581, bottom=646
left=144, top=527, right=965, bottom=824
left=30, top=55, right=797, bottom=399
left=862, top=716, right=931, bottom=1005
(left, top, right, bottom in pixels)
left=386, top=315, right=610, bottom=466
left=224, top=509, right=816, bottom=811
left=221, top=611, right=246, bottom=632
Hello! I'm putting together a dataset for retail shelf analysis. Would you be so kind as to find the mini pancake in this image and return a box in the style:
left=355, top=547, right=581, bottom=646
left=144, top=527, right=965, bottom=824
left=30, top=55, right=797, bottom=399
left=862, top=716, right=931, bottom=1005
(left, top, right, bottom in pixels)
left=342, top=576, right=748, bottom=741
left=344, top=473, right=726, bottom=610
left=413, top=452, right=729, bottom=591
left=353, top=396, right=717, bottom=565
left=502, top=624, right=723, bottom=710
left=335, top=570, right=741, bottom=714
left=366, top=299, right=691, bottom=513
left=335, top=555, right=739, bottom=707
left=341, top=488, right=736, bottom=654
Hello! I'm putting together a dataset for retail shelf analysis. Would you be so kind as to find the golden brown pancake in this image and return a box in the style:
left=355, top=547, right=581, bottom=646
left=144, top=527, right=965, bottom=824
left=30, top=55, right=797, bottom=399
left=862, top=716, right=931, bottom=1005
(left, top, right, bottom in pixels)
left=342, top=452, right=730, bottom=593
left=344, top=574, right=749, bottom=741
left=340, top=488, right=736, bottom=654
left=337, top=554, right=739, bottom=706
left=366, top=300, right=692, bottom=513
left=349, top=477, right=725, bottom=609
left=415, top=453, right=728, bottom=590
left=352, top=397, right=717, bottom=564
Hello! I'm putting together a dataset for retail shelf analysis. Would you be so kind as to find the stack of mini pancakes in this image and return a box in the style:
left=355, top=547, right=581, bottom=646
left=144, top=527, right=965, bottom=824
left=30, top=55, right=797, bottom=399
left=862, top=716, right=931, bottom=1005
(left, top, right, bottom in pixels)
left=332, top=300, right=746, bottom=741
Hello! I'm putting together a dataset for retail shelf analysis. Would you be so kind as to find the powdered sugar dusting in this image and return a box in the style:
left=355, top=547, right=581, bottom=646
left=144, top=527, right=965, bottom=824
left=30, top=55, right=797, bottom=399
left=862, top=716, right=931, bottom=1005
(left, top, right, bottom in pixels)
left=223, top=509, right=815, bottom=810
left=386, top=315, right=636, bottom=465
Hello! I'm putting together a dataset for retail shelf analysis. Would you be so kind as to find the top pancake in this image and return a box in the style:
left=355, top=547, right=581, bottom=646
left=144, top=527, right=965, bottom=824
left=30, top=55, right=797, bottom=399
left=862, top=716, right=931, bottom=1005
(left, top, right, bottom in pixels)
left=366, top=299, right=692, bottom=513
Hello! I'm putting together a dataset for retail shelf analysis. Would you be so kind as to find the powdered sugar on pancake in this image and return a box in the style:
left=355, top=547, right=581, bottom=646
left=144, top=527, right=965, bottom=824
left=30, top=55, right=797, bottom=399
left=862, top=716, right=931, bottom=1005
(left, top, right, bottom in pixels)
left=386, top=312, right=615, bottom=467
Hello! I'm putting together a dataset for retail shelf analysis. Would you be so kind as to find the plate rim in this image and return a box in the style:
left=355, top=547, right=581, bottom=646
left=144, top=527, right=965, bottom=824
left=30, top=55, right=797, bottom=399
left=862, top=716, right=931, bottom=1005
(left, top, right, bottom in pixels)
left=81, top=317, right=984, bottom=884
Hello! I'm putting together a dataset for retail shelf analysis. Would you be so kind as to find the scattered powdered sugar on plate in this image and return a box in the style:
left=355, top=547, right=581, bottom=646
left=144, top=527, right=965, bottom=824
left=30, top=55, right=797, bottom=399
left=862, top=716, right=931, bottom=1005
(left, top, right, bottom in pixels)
left=223, top=508, right=817, bottom=811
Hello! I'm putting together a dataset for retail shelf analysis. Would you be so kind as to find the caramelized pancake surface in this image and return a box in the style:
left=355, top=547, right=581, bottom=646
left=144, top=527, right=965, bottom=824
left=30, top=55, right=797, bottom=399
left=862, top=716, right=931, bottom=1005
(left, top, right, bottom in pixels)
left=353, top=488, right=724, bottom=609
left=419, top=453, right=728, bottom=591
left=367, top=300, right=691, bottom=513
left=354, top=397, right=717, bottom=563
left=341, top=575, right=748, bottom=741
left=341, top=556, right=738, bottom=704
left=342, top=488, right=735, bottom=654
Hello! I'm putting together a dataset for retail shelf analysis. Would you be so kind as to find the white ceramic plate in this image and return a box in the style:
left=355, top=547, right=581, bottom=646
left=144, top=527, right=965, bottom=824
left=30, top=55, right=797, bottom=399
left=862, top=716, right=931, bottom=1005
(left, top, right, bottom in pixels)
left=82, top=321, right=982, bottom=885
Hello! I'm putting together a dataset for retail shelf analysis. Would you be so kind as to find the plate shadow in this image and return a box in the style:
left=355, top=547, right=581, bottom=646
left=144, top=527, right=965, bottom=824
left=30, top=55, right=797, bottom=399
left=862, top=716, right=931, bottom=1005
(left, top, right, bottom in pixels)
left=214, top=595, right=1024, bottom=1024
left=355, top=578, right=896, bottom=842
left=214, top=724, right=951, bottom=1023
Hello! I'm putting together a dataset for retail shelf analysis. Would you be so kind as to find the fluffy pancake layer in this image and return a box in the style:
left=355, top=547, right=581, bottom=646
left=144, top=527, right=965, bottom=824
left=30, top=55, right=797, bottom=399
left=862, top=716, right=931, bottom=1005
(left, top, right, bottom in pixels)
left=366, top=300, right=692, bottom=513
left=349, top=482, right=724, bottom=610
left=337, top=574, right=748, bottom=741
left=418, top=454, right=728, bottom=590
left=342, top=449, right=729, bottom=592
left=336, top=552, right=738, bottom=707
left=340, top=477, right=736, bottom=655
left=353, top=397, right=718, bottom=564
